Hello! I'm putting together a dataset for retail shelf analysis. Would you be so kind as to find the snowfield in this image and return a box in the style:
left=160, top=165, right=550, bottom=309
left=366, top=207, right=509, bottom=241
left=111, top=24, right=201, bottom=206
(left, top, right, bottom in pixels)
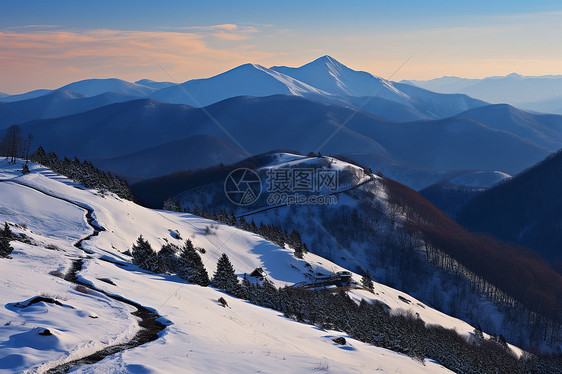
left=0, top=158, right=519, bottom=373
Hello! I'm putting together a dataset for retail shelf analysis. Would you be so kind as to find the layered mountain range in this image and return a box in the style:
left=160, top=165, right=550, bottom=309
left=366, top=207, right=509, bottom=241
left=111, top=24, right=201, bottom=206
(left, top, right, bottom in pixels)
left=2, top=56, right=562, bottom=190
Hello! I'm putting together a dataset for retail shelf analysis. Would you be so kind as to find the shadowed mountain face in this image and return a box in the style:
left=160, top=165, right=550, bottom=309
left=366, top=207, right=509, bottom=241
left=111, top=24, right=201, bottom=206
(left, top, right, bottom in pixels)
left=92, top=134, right=250, bottom=180
left=0, top=90, right=137, bottom=130
left=453, top=103, right=562, bottom=150
left=14, top=94, right=556, bottom=185
left=16, top=95, right=552, bottom=182
left=458, top=149, right=562, bottom=267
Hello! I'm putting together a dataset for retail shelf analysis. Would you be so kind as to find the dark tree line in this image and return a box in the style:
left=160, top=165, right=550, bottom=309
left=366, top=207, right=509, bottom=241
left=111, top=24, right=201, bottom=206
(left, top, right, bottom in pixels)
left=236, top=275, right=562, bottom=373
left=29, top=146, right=134, bottom=200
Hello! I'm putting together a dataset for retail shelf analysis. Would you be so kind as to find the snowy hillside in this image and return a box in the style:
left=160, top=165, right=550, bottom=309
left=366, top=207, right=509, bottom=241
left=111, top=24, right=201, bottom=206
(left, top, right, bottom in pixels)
left=4, top=158, right=510, bottom=373
left=169, top=152, right=562, bottom=354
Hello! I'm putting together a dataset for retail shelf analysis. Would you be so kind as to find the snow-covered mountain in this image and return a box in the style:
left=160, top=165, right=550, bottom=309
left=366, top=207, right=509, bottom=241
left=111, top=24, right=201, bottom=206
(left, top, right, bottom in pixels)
left=272, top=56, right=487, bottom=119
left=0, top=157, right=519, bottom=373
left=271, top=55, right=409, bottom=102
left=151, top=62, right=341, bottom=107
left=0, top=56, right=486, bottom=121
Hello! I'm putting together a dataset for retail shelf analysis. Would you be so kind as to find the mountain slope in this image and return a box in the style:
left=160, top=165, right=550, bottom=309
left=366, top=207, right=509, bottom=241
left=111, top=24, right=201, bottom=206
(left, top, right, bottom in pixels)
left=17, top=95, right=551, bottom=182
left=56, top=78, right=156, bottom=97
left=1, top=158, right=501, bottom=373
left=0, top=89, right=52, bottom=103
left=273, top=56, right=487, bottom=119
left=151, top=63, right=338, bottom=107
left=392, top=82, right=488, bottom=119
left=271, top=55, right=409, bottom=102
left=0, top=90, right=137, bottom=130
left=92, top=134, right=251, bottom=180
left=454, top=104, right=562, bottom=150
left=420, top=171, right=510, bottom=218
left=458, top=149, right=562, bottom=266
left=134, top=79, right=175, bottom=90
left=156, top=153, right=562, bottom=351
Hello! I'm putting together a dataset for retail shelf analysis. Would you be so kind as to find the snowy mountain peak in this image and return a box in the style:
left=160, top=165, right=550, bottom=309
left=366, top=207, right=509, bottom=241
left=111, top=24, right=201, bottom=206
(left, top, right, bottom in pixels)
left=307, top=55, right=348, bottom=71
left=271, top=56, right=407, bottom=100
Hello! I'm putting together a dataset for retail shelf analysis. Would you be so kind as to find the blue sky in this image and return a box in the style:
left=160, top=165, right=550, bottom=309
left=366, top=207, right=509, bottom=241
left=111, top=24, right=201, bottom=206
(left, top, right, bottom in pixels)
left=1, top=1, right=562, bottom=93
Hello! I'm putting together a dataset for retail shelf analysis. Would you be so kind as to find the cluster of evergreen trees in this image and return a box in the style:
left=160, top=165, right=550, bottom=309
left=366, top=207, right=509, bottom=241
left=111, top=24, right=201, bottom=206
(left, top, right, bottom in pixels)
left=131, top=236, right=210, bottom=286
left=129, top=232, right=561, bottom=372
left=30, top=147, right=134, bottom=200
left=224, top=269, right=561, bottom=373
left=0, top=222, right=15, bottom=258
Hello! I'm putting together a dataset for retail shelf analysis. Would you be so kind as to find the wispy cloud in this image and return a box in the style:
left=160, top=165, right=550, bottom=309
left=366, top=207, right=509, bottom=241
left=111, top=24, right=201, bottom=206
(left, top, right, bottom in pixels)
left=154, top=24, right=259, bottom=41
left=6, top=25, right=62, bottom=30
left=0, top=28, right=275, bottom=92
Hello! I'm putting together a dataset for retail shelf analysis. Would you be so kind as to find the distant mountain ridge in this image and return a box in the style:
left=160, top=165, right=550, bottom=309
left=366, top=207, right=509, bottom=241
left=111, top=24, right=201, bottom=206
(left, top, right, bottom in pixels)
left=406, top=73, right=562, bottom=114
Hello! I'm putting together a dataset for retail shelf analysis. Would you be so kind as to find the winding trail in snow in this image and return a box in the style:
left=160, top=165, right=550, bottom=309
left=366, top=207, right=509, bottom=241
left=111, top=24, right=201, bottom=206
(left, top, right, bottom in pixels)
left=0, top=179, right=166, bottom=373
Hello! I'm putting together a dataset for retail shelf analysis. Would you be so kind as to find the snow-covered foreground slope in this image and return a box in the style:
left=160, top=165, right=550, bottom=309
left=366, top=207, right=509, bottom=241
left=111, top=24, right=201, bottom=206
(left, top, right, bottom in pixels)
left=0, top=159, right=524, bottom=372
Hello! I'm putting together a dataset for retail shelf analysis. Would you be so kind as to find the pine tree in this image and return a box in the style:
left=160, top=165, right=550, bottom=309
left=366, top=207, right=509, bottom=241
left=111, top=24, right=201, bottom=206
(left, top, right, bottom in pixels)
left=30, top=145, right=48, bottom=165
left=163, top=198, right=181, bottom=212
left=2, top=222, right=13, bottom=239
left=361, top=270, right=374, bottom=291
left=131, top=235, right=158, bottom=271
left=0, top=223, right=14, bottom=258
left=178, top=239, right=210, bottom=286
left=212, top=253, right=239, bottom=294
left=157, top=243, right=180, bottom=274
left=474, top=325, right=484, bottom=339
